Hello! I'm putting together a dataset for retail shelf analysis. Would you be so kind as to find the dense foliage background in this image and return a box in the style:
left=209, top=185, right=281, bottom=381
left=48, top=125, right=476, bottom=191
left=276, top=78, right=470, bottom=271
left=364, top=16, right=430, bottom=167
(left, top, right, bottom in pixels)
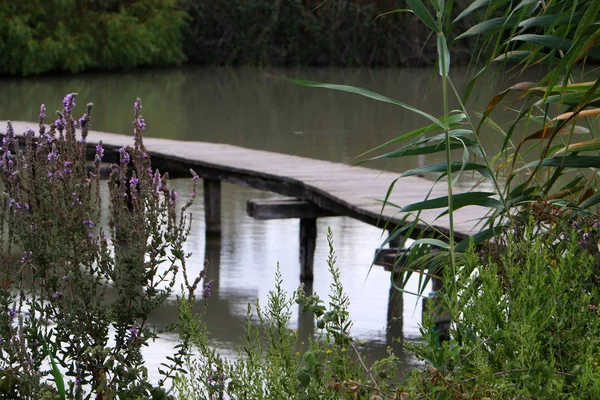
left=0, top=0, right=186, bottom=75
left=0, top=0, right=477, bottom=76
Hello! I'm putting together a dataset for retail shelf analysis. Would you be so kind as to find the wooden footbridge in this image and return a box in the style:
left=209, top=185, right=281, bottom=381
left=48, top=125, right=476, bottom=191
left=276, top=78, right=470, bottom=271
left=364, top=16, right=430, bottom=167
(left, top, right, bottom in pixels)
left=7, top=121, right=488, bottom=281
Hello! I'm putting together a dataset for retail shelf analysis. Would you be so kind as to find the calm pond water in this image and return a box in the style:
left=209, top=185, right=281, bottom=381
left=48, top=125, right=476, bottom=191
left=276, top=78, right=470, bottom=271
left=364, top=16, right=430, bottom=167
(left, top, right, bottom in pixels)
left=0, top=66, right=529, bottom=383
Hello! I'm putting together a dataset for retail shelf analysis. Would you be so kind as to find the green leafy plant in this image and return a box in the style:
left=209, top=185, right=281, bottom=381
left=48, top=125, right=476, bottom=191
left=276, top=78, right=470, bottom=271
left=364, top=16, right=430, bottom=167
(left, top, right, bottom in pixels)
left=292, top=0, right=600, bottom=296
left=174, top=228, right=400, bottom=400
left=404, top=207, right=600, bottom=398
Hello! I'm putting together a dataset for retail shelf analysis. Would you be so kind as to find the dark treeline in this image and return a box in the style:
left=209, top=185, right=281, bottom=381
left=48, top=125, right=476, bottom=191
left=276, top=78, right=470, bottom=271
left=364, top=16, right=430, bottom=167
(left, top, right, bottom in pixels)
left=184, top=0, right=476, bottom=67
left=0, top=0, right=476, bottom=76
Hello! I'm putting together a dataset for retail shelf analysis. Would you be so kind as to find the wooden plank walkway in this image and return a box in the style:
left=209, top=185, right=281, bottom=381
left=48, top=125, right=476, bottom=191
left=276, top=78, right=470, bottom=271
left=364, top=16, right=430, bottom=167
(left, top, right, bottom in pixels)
left=5, top=120, right=489, bottom=240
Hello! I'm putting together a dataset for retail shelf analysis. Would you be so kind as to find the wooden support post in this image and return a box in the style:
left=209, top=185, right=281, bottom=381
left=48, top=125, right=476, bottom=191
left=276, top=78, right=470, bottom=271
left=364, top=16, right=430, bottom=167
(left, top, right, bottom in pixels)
left=387, top=280, right=403, bottom=341
left=204, top=179, right=221, bottom=236
left=299, top=218, right=317, bottom=282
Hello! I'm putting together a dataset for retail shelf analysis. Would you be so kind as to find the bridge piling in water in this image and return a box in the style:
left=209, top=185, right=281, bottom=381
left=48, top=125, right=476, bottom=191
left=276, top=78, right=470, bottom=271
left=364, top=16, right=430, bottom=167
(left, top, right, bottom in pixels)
left=299, top=218, right=317, bottom=281
left=204, top=178, right=222, bottom=236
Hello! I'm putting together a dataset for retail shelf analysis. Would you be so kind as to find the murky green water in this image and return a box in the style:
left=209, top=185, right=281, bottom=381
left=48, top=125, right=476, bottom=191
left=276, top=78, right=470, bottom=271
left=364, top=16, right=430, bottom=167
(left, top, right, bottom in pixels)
left=0, top=66, right=531, bottom=383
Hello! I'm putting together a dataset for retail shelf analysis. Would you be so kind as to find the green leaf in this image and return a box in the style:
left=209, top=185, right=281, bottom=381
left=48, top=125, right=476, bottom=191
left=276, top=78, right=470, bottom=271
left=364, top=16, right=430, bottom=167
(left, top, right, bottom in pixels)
left=510, top=33, right=571, bottom=49
left=45, top=345, right=66, bottom=400
left=456, top=14, right=523, bottom=40
left=401, top=192, right=500, bottom=212
left=523, top=155, right=600, bottom=169
left=455, top=225, right=507, bottom=252
left=286, top=78, right=444, bottom=128
left=406, top=0, right=440, bottom=32
left=493, top=50, right=533, bottom=63
left=412, top=238, right=450, bottom=249
left=437, top=33, right=450, bottom=76
left=454, top=0, right=495, bottom=23
left=366, top=141, right=472, bottom=160
left=357, top=112, right=466, bottom=158
left=398, top=161, right=494, bottom=180
left=518, top=13, right=582, bottom=29
left=580, top=193, right=600, bottom=208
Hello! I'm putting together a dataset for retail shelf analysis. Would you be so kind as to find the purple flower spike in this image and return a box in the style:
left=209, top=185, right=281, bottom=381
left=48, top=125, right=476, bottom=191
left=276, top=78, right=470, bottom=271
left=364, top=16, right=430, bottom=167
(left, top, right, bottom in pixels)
left=51, top=291, right=63, bottom=299
left=134, top=99, right=142, bottom=114
left=39, top=104, right=46, bottom=121
left=62, top=93, right=77, bottom=115
left=137, top=116, right=146, bottom=131
left=9, top=309, right=17, bottom=319
left=96, top=143, right=104, bottom=160
left=119, top=147, right=130, bottom=165
left=82, top=220, right=94, bottom=229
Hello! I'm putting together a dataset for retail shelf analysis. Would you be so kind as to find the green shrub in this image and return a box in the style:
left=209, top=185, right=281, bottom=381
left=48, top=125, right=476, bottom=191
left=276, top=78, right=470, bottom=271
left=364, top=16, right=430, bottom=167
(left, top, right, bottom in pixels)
left=0, top=0, right=186, bottom=76
left=406, top=207, right=600, bottom=398
left=174, top=228, right=401, bottom=400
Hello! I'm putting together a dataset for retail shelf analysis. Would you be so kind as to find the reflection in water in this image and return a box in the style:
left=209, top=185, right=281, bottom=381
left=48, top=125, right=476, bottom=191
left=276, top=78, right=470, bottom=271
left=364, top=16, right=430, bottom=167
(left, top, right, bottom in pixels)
left=0, top=66, right=533, bottom=383
left=135, top=179, right=426, bottom=382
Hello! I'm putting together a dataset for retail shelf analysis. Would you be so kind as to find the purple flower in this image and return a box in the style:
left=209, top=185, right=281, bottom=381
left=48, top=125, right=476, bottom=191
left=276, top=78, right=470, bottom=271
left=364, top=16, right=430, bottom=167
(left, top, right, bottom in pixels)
left=169, top=190, right=178, bottom=205
left=203, top=281, right=212, bottom=298
left=24, top=128, right=35, bottom=138
left=20, top=251, right=32, bottom=264
left=595, top=219, right=600, bottom=228
left=51, top=291, right=63, bottom=299
left=583, top=232, right=590, bottom=241
left=573, top=221, right=580, bottom=229
left=79, top=113, right=89, bottom=127
left=39, top=104, right=46, bottom=121
left=63, top=161, right=73, bottom=175
left=9, top=309, right=17, bottom=319
left=127, top=327, right=139, bottom=341
left=129, top=176, right=139, bottom=187
left=71, top=193, right=82, bottom=207
left=82, top=220, right=94, bottom=229
left=62, top=93, right=76, bottom=115
left=134, top=99, right=142, bottom=114
left=119, top=147, right=130, bottom=165
left=47, top=151, right=58, bottom=161
left=96, top=143, right=104, bottom=160
left=137, top=116, right=146, bottom=131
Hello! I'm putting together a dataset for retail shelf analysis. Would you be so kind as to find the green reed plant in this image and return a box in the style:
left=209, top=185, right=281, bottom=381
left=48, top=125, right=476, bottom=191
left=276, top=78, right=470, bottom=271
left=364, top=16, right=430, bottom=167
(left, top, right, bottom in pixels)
left=0, top=95, right=201, bottom=398
left=174, top=228, right=400, bottom=400
left=403, top=207, right=600, bottom=398
left=292, top=0, right=600, bottom=296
